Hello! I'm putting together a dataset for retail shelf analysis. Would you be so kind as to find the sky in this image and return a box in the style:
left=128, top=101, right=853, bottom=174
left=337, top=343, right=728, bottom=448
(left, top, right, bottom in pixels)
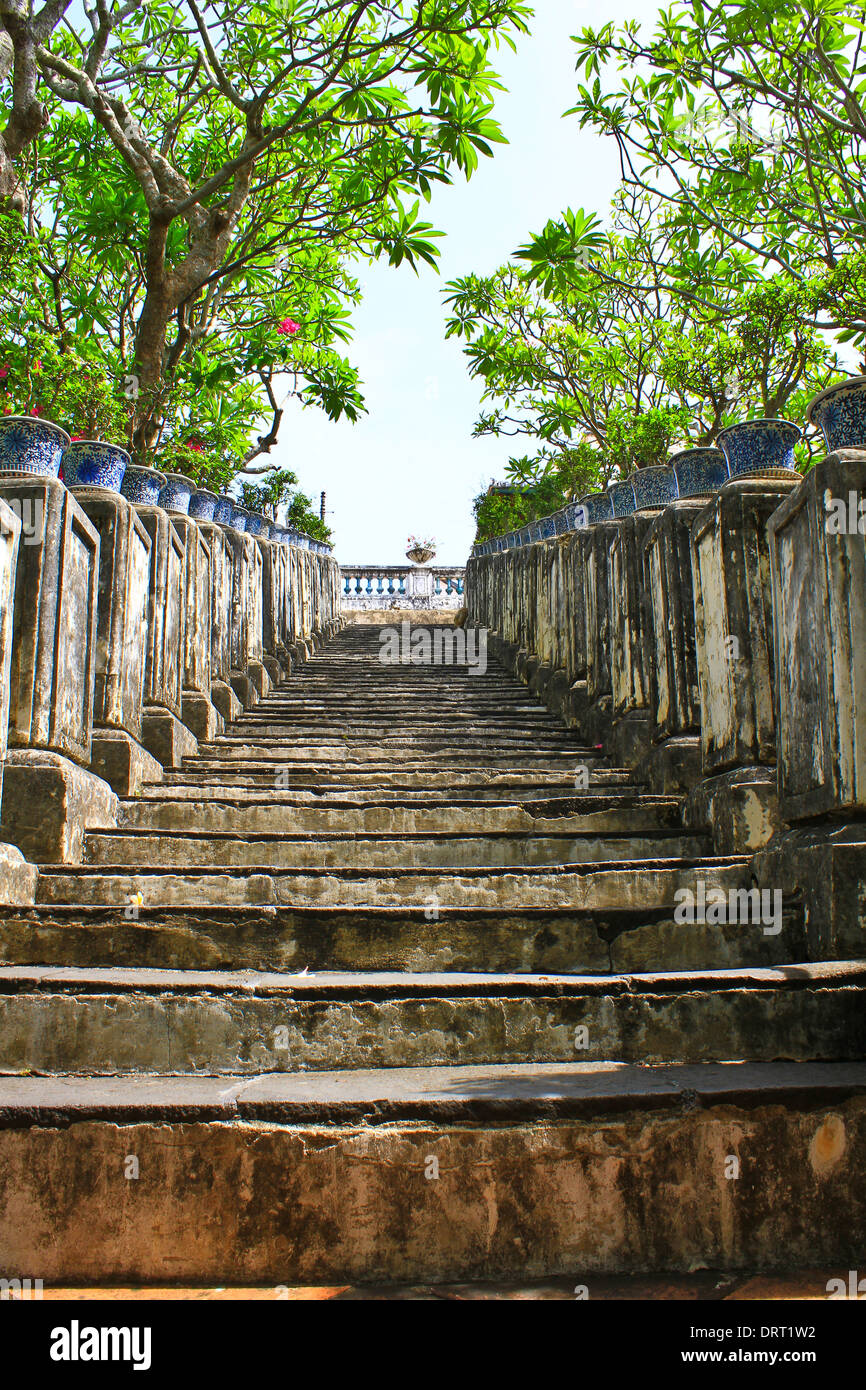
left=265, top=0, right=662, bottom=566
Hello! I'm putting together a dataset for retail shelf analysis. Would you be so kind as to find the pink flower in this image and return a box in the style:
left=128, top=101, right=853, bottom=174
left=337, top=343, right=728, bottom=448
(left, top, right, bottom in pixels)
left=32, top=360, right=42, bottom=372
left=2, top=406, right=11, bottom=415
left=29, top=406, right=41, bottom=416
left=187, top=442, right=204, bottom=453
left=276, top=317, right=300, bottom=336
left=69, top=435, right=84, bottom=442
left=0, top=367, right=8, bottom=379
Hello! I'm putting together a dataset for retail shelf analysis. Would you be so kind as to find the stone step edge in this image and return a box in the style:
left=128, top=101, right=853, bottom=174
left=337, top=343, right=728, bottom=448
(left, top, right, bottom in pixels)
left=90, top=828, right=700, bottom=845
left=38, top=854, right=747, bottom=877
left=2, top=1060, right=866, bottom=1129
left=0, top=959, right=859, bottom=998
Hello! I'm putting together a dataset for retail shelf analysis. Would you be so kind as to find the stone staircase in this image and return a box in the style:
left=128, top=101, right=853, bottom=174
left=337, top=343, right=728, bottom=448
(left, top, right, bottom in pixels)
left=0, top=622, right=864, bottom=1285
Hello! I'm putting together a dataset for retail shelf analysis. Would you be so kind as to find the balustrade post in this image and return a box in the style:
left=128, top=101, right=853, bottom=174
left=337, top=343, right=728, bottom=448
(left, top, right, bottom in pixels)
left=0, top=498, right=37, bottom=899
left=686, top=473, right=801, bottom=852
left=754, top=450, right=866, bottom=955
left=0, top=476, right=116, bottom=863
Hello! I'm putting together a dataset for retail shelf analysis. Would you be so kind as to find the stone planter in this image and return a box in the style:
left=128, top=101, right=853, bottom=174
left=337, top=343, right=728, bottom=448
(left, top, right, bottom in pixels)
left=121, top=465, right=166, bottom=506
left=671, top=447, right=728, bottom=498
left=628, top=464, right=678, bottom=511
left=607, top=479, right=636, bottom=517
left=407, top=546, right=435, bottom=564
left=61, top=440, right=129, bottom=492
left=806, top=376, right=866, bottom=452
left=0, top=416, right=69, bottom=479
left=717, top=419, right=801, bottom=478
left=188, top=488, right=219, bottom=522
left=158, top=472, right=195, bottom=514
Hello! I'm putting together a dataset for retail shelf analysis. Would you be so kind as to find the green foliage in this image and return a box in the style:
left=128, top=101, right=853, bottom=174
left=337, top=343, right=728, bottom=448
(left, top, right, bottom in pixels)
left=239, top=468, right=332, bottom=543
left=0, top=331, right=128, bottom=440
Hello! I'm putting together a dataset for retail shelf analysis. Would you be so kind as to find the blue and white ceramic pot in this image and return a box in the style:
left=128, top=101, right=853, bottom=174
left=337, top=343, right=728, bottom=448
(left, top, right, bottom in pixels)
left=607, top=479, right=636, bottom=517
left=245, top=512, right=268, bottom=537
left=539, top=514, right=556, bottom=539
left=158, top=472, right=195, bottom=514
left=188, top=488, right=219, bottom=522
left=806, top=376, right=866, bottom=452
left=553, top=510, right=569, bottom=536
left=518, top=525, right=532, bottom=546
left=628, top=464, right=678, bottom=511
left=0, top=416, right=69, bottom=479
left=212, top=495, right=233, bottom=525
left=230, top=504, right=251, bottom=533
left=120, top=465, right=167, bottom=506
left=574, top=492, right=614, bottom=528
left=62, top=439, right=129, bottom=491
left=717, top=419, right=801, bottom=478
left=670, top=447, right=729, bottom=498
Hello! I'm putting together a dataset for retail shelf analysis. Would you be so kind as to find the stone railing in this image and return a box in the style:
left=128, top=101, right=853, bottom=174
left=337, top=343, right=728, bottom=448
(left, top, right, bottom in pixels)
left=465, top=444, right=866, bottom=962
left=0, top=473, right=343, bottom=886
left=341, top=565, right=465, bottom=611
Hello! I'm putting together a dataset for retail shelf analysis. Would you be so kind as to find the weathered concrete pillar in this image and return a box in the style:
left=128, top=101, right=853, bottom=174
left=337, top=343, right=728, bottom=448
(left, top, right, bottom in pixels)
left=196, top=519, right=242, bottom=726
left=583, top=517, right=624, bottom=747
left=225, top=529, right=269, bottom=707
left=133, top=505, right=199, bottom=769
left=0, top=498, right=37, bottom=900
left=608, top=512, right=659, bottom=767
left=260, top=536, right=290, bottom=678
left=69, top=488, right=161, bottom=797
left=0, top=477, right=117, bottom=863
left=168, top=515, right=224, bottom=744
left=639, top=498, right=707, bottom=792
left=686, top=473, right=801, bottom=852
left=755, top=451, right=866, bottom=956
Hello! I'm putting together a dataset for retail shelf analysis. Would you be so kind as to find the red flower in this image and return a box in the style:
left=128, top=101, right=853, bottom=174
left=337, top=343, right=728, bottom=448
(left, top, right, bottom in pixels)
left=276, top=317, right=300, bottom=336
left=29, top=406, right=41, bottom=416
left=0, top=367, right=8, bottom=380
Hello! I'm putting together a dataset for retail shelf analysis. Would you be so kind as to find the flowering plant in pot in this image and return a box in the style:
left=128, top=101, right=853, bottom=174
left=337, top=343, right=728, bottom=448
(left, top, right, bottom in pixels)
left=406, top=533, right=437, bottom=563
left=0, top=336, right=128, bottom=484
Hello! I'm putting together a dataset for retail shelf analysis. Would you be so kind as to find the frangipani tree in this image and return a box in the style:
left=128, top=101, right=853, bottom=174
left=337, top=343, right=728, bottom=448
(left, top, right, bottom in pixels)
left=0, top=0, right=531, bottom=464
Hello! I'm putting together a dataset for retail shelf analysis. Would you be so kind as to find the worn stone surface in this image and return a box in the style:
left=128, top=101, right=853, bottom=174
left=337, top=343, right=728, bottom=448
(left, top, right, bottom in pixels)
left=0, top=749, right=116, bottom=864
left=71, top=489, right=151, bottom=745
left=140, top=710, right=198, bottom=770
left=691, top=476, right=800, bottom=776
left=90, top=729, right=163, bottom=798
left=641, top=500, right=706, bottom=794
left=196, top=521, right=233, bottom=685
left=0, top=477, right=100, bottom=766
left=181, top=692, right=224, bottom=743
left=767, top=453, right=866, bottom=822
left=135, top=505, right=185, bottom=719
left=211, top=679, right=243, bottom=723
left=170, top=516, right=212, bottom=697
left=0, top=1069, right=864, bottom=1281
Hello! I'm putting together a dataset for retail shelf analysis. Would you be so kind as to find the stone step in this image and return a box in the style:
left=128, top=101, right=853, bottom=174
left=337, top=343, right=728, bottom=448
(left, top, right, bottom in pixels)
left=182, top=747, right=596, bottom=766
left=1, top=1060, right=863, bottom=1282
left=0, top=898, right=805, bottom=975
left=0, top=962, right=860, bottom=1076
left=117, top=795, right=684, bottom=836
left=35, top=856, right=750, bottom=909
left=83, top=828, right=710, bottom=870
left=136, top=773, right=639, bottom=801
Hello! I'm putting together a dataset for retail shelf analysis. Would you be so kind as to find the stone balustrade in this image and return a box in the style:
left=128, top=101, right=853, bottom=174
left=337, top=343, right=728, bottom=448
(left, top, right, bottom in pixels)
left=465, top=449, right=866, bottom=947
left=341, top=565, right=465, bottom=611
left=0, top=479, right=343, bottom=891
